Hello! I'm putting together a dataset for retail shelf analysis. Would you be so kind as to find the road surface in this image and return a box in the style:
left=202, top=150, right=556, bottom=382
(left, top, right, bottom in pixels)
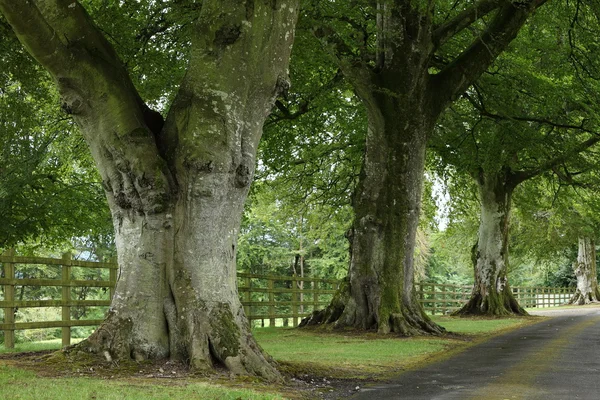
left=351, top=306, right=600, bottom=399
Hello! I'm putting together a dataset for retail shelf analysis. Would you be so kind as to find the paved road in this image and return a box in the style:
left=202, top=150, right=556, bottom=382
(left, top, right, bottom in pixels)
left=351, top=306, right=600, bottom=399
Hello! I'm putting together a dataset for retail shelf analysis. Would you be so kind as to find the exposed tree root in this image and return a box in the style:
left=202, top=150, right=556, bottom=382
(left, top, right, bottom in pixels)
left=61, top=306, right=281, bottom=382
left=453, top=288, right=527, bottom=316
left=568, top=289, right=600, bottom=305
left=300, top=278, right=445, bottom=335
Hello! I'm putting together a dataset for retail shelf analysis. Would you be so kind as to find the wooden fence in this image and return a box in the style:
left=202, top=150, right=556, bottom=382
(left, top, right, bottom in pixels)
left=237, top=272, right=339, bottom=327
left=416, top=283, right=576, bottom=314
left=1, top=251, right=577, bottom=349
left=0, top=250, right=116, bottom=349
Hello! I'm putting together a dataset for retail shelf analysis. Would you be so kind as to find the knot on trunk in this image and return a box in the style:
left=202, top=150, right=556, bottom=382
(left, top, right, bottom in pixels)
left=58, top=78, right=85, bottom=115
left=214, top=24, right=242, bottom=47
left=234, top=163, right=252, bottom=188
left=275, top=74, right=291, bottom=97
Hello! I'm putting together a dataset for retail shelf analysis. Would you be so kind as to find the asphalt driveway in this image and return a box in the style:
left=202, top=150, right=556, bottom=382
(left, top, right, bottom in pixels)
left=350, top=305, right=600, bottom=400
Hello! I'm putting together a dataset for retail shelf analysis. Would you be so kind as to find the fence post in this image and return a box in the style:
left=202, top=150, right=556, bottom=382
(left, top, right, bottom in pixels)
left=2, top=248, right=15, bottom=349
left=313, top=279, right=319, bottom=315
left=292, top=275, right=298, bottom=327
left=441, top=284, right=447, bottom=315
left=109, top=256, right=117, bottom=302
left=61, top=252, right=72, bottom=347
left=268, top=278, right=275, bottom=327
left=244, top=276, right=251, bottom=320
left=431, top=284, right=436, bottom=315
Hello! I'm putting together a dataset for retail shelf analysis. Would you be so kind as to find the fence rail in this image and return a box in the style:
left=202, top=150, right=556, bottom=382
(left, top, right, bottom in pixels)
left=0, top=250, right=116, bottom=349
left=1, top=251, right=577, bottom=349
left=237, top=272, right=339, bottom=328
left=416, top=283, right=576, bottom=314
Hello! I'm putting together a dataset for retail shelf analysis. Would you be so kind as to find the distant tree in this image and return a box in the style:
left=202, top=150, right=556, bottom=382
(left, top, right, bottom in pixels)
left=430, top=2, right=600, bottom=315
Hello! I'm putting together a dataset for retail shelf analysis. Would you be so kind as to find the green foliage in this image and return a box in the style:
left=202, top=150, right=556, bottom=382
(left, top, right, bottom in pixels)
left=0, top=17, right=112, bottom=250
left=79, top=0, right=192, bottom=110
left=238, top=181, right=351, bottom=280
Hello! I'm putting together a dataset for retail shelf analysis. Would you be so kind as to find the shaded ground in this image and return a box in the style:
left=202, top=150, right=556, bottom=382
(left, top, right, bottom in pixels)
left=349, top=305, right=600, bottom=400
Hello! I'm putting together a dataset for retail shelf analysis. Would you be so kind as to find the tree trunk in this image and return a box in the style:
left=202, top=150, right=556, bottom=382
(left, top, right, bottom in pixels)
left=568, top=237, right=600, bottom=305
left=454, top=171, right=526, bottom=316
left=301, top=78, right=443, bottom=334
left=0, top=0, right=298, bottom=380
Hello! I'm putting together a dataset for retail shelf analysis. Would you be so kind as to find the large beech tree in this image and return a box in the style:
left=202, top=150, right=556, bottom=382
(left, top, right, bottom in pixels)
left=301, top=0, right=545, bottom=334
left=0, top=0, right=298, bottom=379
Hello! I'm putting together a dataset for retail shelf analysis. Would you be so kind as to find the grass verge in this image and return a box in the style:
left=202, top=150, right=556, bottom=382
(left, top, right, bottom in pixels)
left=0, top=365, right=283, bottom=400
left=254, top=315, right=538, bottom=380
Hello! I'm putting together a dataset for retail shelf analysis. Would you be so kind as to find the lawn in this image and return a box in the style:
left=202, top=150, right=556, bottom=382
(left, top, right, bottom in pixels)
left=0, top=365, right=284, bottom=400
left=254, top=315, right=536, bottom=378
left=0, top=315, right=539, bottom=399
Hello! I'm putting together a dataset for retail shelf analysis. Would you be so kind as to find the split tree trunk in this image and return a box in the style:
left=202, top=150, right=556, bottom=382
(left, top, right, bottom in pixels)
left=0, top=0, right=298, bottom=380
left=454, top=171, right=525, bottom=316
left=568, top=237, right=600, bottom=305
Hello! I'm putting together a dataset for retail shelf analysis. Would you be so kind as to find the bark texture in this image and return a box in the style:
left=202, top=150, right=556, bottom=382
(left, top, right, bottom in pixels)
left=303, top=0, right=539, bottom=333
left=454, top=170, right=526, bottom=316
left=568, top=237, right=600, bottom=305
left=0, top=0, right=298, bottom=380
left=315, top=77, right=443, bottom=334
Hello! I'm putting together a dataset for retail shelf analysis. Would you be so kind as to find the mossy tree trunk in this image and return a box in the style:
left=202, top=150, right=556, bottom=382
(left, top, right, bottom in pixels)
left=569, top=237, right=600, bottom=305
left=0, top=0, right=298, bottom=380
left=454, top=170, right=526, bottom=316
left=302, top=0, right=539, bottom=333
left=323, top=82, right=444, bottom=334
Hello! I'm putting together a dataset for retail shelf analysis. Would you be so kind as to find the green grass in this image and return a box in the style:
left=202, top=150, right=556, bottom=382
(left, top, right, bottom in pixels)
left=253, top=315, right=535, bottom=378
left=0, top=315, right=537, bottom=399
left=254, top=327, right=451, bottom=377
left=0, top=339, right=83, bottom=354
left=430, top=315, right=533, bottom=334
left=0, top=366, right=283, bottom=400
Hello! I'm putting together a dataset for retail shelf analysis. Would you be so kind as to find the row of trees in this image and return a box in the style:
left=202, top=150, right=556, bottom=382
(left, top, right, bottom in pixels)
left=2, top=0, right=600, bottom=380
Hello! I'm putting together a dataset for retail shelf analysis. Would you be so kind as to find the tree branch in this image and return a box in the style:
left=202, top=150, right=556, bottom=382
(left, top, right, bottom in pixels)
left=0, top=0, right=70, bottom=76
left=432, top=0, right=503, bottom=49
left=512, top=134, right=600, bottom=185
left=430, top=0, right=546, bottom=116
left=463, top=91, right=594, bottom=133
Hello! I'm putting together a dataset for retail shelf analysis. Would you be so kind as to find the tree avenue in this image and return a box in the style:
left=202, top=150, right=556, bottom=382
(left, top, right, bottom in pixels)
left=300, top=0, right=545, bottom=334
left=0, top=0, right=299, bottom=379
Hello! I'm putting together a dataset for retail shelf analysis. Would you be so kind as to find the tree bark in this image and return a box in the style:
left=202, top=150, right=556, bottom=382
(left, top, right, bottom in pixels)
left=454, top=170, right=526, bottom=316
left=568, top=237, right=600, bottom=305
left=302, top=69, right=444, bottom=334
left=0, top=0, right=298, bottom=380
